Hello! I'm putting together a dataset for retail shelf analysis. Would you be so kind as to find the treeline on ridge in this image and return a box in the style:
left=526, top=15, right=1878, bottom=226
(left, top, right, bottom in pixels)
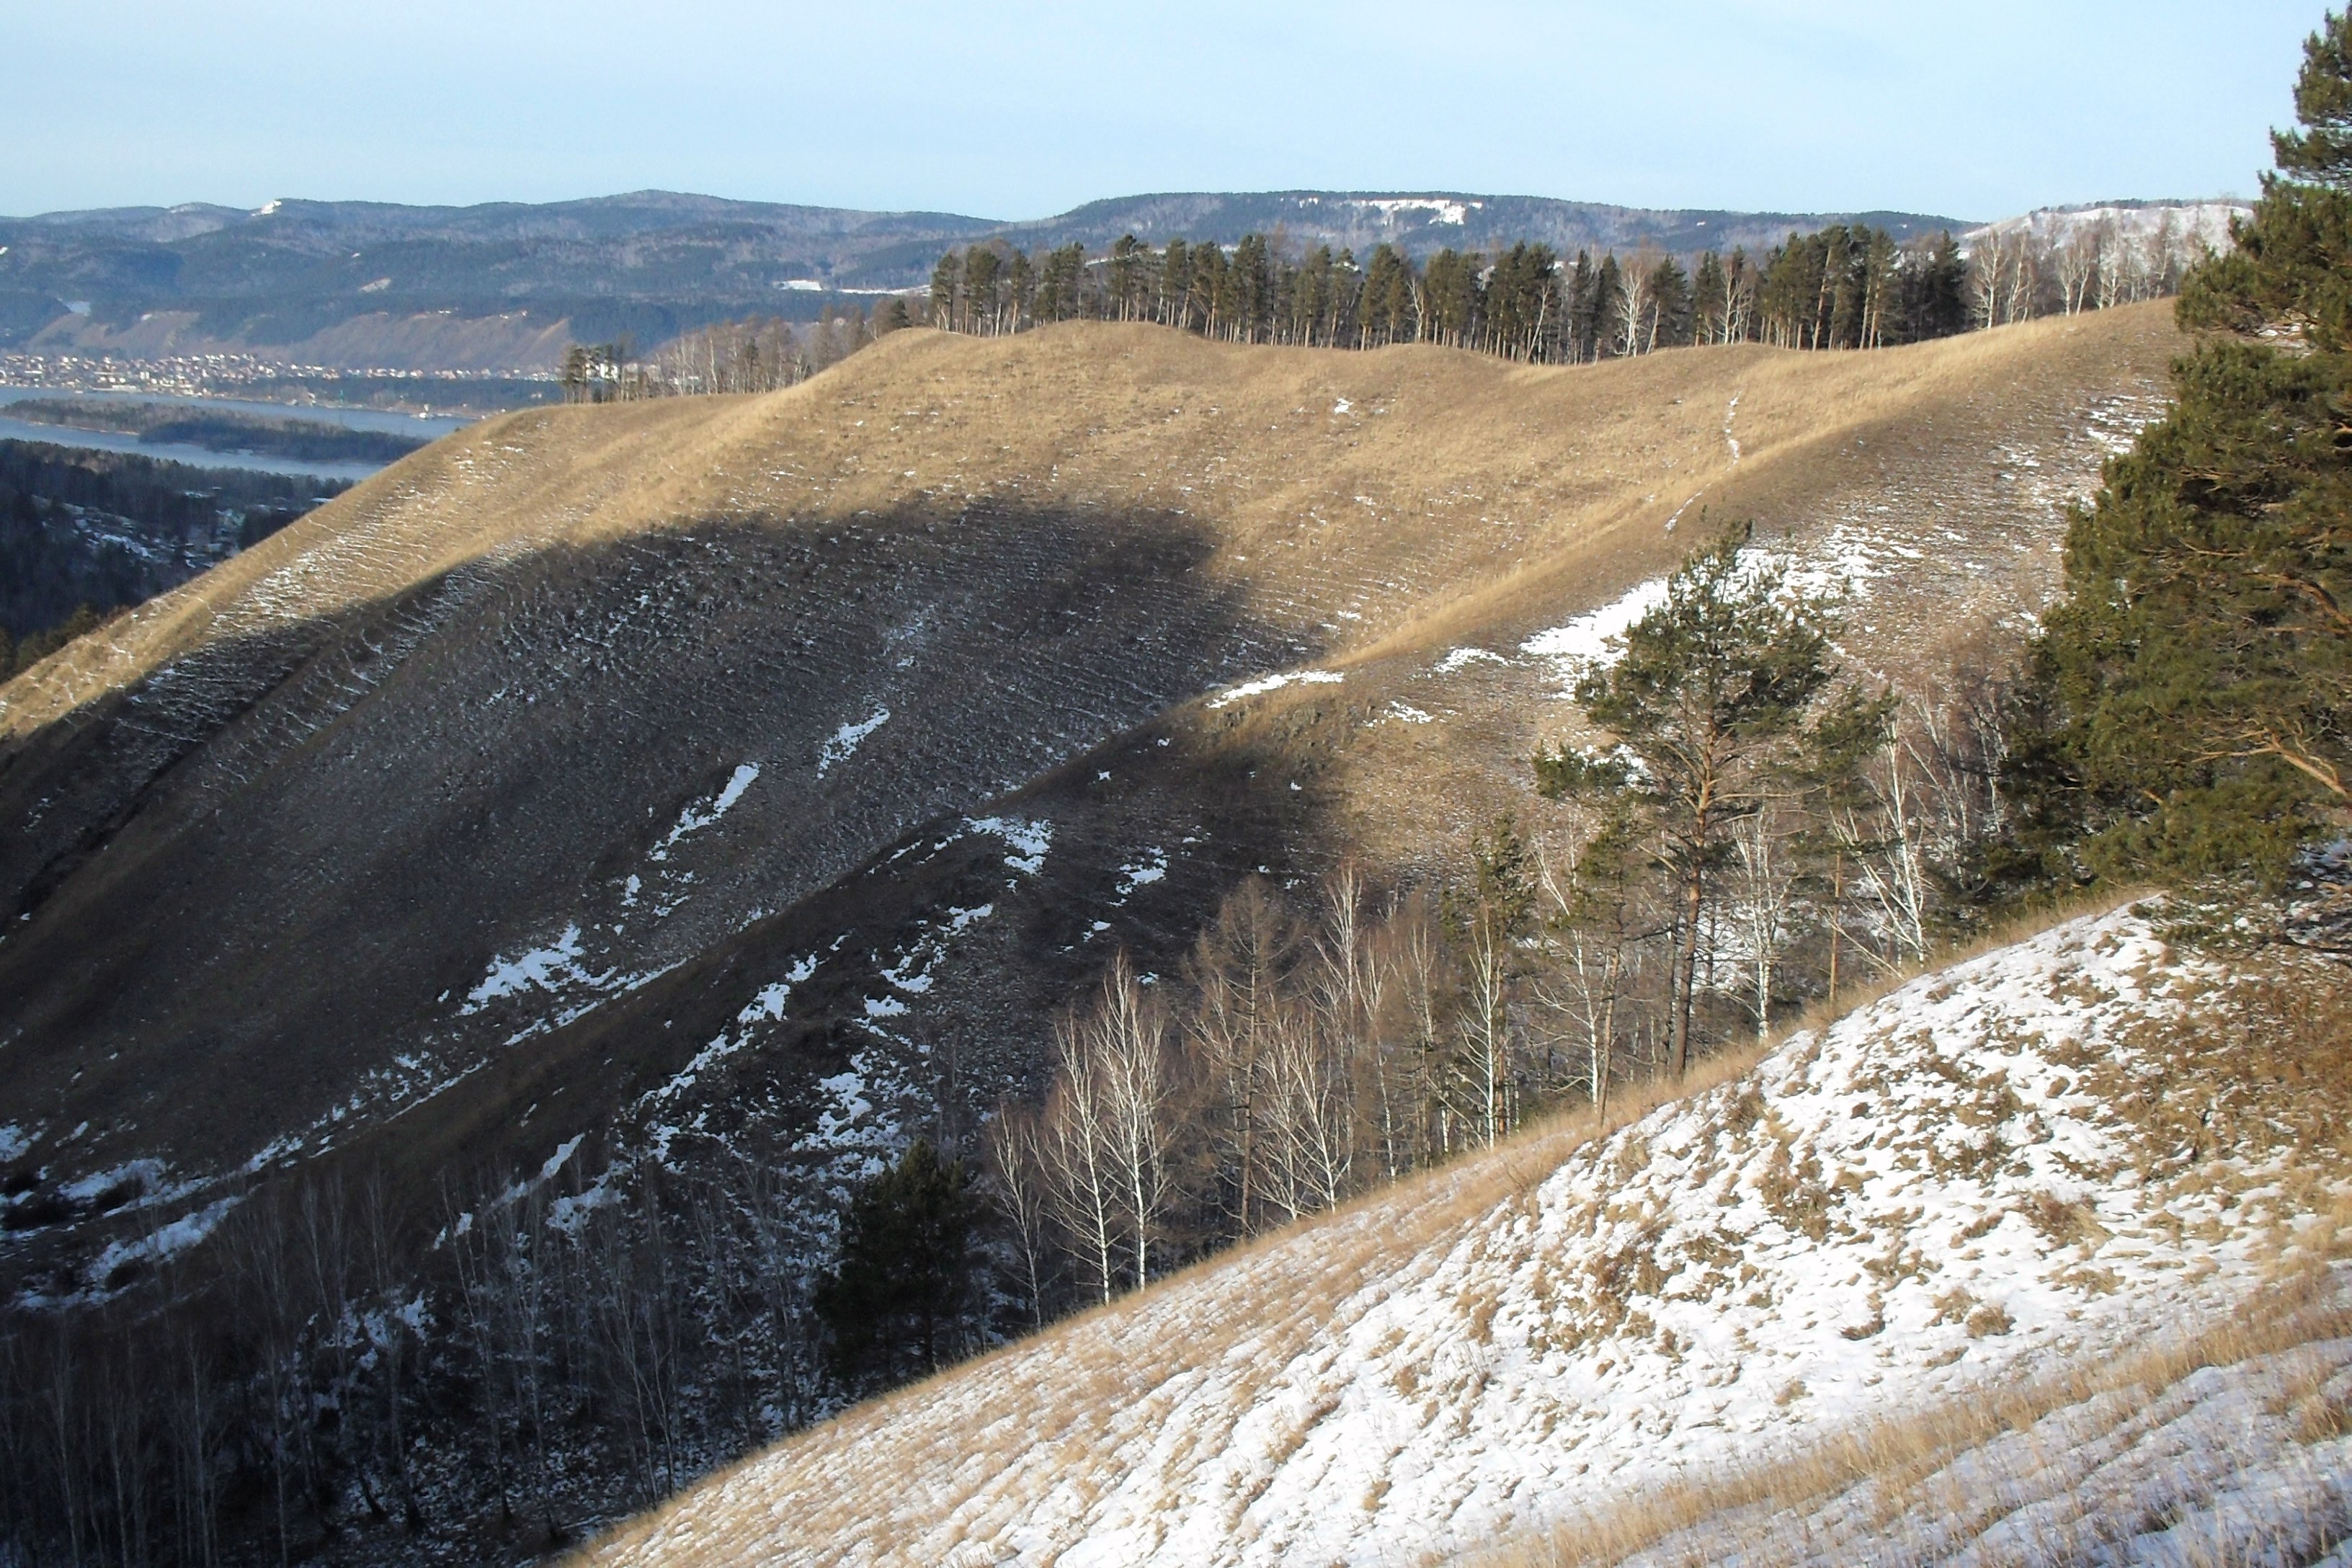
left=556, top=210, right=2214, bottom=404
left=920, top=213, right=2207, bottom=362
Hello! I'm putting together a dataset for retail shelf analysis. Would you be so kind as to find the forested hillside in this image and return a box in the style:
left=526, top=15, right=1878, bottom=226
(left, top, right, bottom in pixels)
left=0, top=440, right=338, bottom=670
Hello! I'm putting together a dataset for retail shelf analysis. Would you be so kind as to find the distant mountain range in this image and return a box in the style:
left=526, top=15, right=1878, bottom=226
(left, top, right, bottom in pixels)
left=0, top=190, right=1971, bottom=373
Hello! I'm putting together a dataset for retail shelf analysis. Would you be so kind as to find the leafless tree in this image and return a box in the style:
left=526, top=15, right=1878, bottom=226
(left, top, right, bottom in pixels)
left=2056, top=227, right=2101, bottom=316
left=1092, top=954, right=1179, bottom=1290
left=1614, top=254, right=1657, bottom=357
left=1728, top=802, right=1804, bottom=1037
left=1041, top=1012, right=1123, bottom=1306
left=985, top=1104, right=1055, bottom=1329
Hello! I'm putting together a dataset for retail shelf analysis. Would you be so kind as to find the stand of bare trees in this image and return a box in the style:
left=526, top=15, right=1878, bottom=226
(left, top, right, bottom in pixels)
left=986, top=662, right=2011, bottom=1329
left=0, top=1151, right=834, bottom=1567
left=1974, top=211, right=2211, bottom=328
left=558, top=300, right=912, bottom=404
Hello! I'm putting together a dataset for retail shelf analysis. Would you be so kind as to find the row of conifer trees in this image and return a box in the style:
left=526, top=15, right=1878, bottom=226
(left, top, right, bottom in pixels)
left=926, top=225, right=2001, bottom=360
left=563, top=215, right=2211, bottom=401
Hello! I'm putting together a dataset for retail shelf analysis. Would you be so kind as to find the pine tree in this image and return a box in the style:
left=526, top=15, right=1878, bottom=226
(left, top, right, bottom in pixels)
left=1229, top=234, right=1273, bottom=342
left=1536, top=526, right=1842, bottom=1076
left=1692, top=253, right=1729, bottom=345
left=1894, top=233, right=1968, bottom=342
left=928, top=251, right=959, bottom=331
left=1360, top=244, right=1414, bottom=347
left=813, top=1141, right=981, bottom=1391
left=2000, top=10, right=2352, bottom=891
left=1648, top=257, right=1694, bottom=349
left=1160, top=239, right=1192, bottom=328
left=962, top=247, right=1002, bottom=333
left=1108, top=233, right=1144, bottom=321
left=1193, top=241, right=1229, bottom=338
left=1037, top=244, right=1086, bottom=324
left=1422, top=249, right=1482, bottom=349
left=1565, top=250, right=1600, bottom=361
left=1592, top=255, right=1624, bottom=357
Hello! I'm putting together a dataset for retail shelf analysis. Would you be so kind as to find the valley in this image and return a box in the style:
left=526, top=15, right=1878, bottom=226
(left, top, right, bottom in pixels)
left=0, top=307, right=2178, bottom=1294
left=0, top=299, right=2209, bottom=1558
left=4, top=0, right=2341, bottom=1557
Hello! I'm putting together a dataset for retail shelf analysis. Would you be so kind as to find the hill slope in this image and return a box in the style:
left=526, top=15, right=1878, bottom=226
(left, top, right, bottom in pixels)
left=577, top=904, right=2352, bottom=1567
left=0, top=308, right=2174, bottom=1312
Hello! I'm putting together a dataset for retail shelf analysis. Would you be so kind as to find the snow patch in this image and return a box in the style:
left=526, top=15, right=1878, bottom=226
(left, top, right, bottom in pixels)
left=1206, top=670, right=1343, bottom=708
left=818, top=710, right=890, bottom=775
left=644, top=955, right=821, bottom=1108
left=1434, top=646, right=1506, bottom=674
left=652, top=763, right=761, bottom=858
left=1349, top=196, right=1478, bottom=226
left=1115, top=850, right=1170, bottom=899
left=808, top=1064, right=878, bottom=1149
left=62, top=1159, right=166, bottom=1203
left=547, top=1175, right=617, bottom=1234
left=967, top=816, right=1054, bottom=875
left=463, top=924, right=614, bottom=1012
left=1520, top=576, right=1671, bottom=679
left=81, top=1195, right=241, bottom=1293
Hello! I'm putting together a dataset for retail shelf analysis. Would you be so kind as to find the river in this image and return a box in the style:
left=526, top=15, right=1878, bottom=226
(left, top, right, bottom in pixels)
left=0, top=387, right=473, bottom=483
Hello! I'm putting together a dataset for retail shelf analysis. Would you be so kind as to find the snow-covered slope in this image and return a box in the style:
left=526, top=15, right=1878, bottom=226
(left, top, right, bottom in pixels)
left=582, top=906, right=2352, bottom=1567
left=1967, top=200, right=2250, bottom=253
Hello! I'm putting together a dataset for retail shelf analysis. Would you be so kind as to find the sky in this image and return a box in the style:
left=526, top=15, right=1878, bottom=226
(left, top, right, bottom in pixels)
left=1, top=1, right=2322, bottom=222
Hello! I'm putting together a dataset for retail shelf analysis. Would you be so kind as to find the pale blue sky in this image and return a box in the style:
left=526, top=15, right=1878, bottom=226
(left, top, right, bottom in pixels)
left=3, top=1, right=2321, bottom=220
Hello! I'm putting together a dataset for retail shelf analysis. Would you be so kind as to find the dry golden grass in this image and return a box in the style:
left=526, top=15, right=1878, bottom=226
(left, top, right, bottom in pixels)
left=0, top=310, right=2181, bottom=927
left=2, top=307, right=2175, bottom=771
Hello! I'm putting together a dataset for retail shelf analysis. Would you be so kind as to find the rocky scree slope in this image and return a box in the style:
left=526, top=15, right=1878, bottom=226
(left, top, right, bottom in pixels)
left=580, top=906, right=2352, bottom=1568
left=0, top=309, right=2175, bottom=1304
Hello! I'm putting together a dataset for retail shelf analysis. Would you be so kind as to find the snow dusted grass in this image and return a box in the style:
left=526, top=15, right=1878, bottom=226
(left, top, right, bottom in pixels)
left=1476, top=1275, right=2352, bottom=1567
left=579, top=897, right=2352, bottom=1567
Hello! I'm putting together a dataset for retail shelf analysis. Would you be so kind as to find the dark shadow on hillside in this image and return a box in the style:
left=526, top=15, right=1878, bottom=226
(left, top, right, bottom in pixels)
left=0, top=496, right=1344, bottom=1300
